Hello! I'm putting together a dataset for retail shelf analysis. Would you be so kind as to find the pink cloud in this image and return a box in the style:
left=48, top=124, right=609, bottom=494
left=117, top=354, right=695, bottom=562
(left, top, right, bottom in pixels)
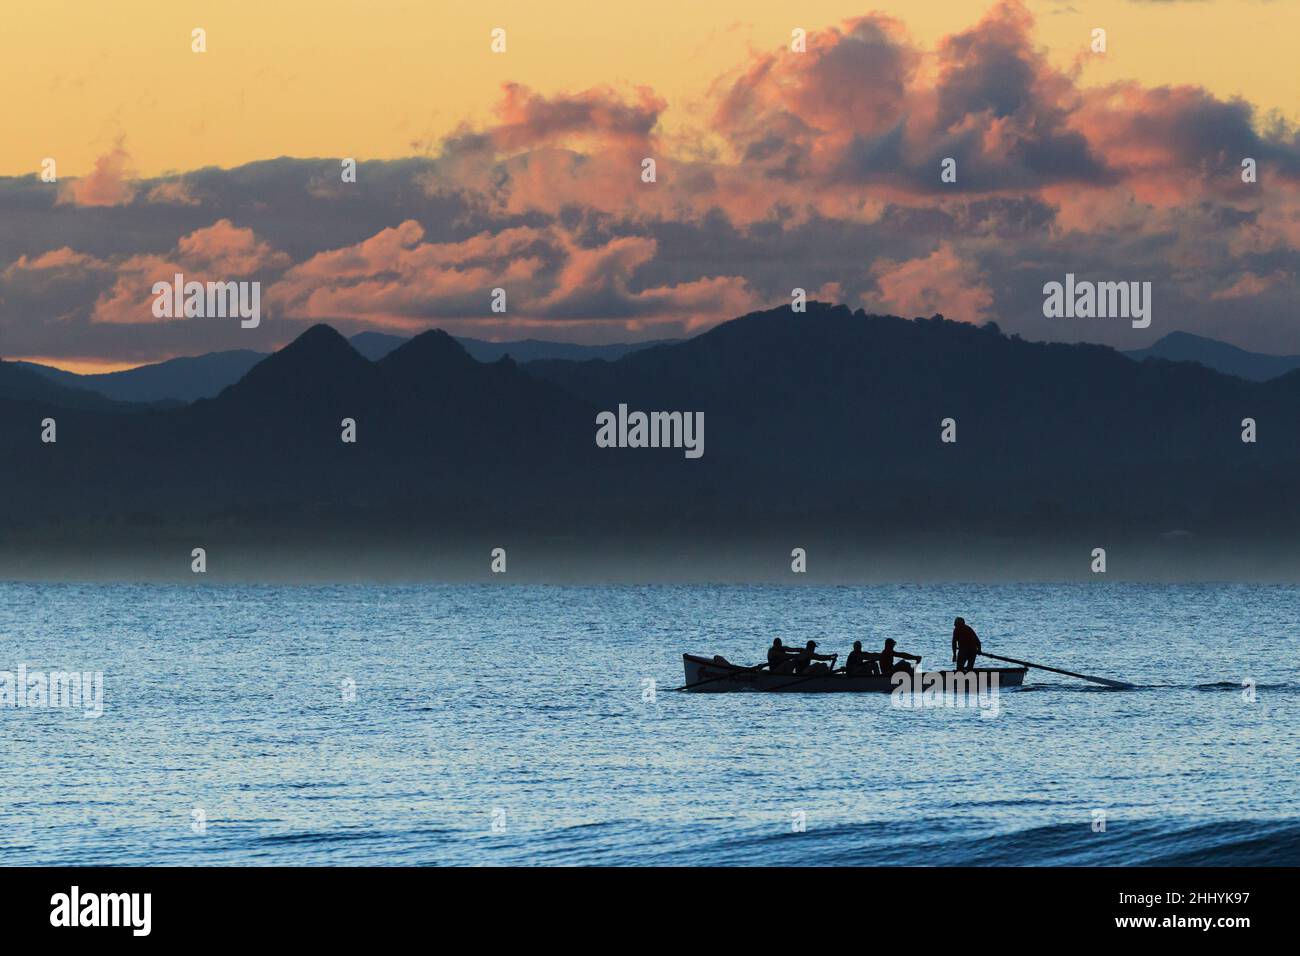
left=265, top=220, right=759, bottom=337
left=175, top=219, right=291, bottom=275
left=146, top=179, right=200, bottom=206
left=489, top=82, right=664, bottom=154
left=91, top=220, right=290, bottom=324
left=1210, top=271, right=1292, bottom=300
left=15, top=0, right=1300, bottom=355
left=57, top=142, right=136, bottom=207
left=869, top=242, right=993, bottom=322
left=418, top=0, right=1297, bottom=238
left=3, top=247, right=108, bottom=275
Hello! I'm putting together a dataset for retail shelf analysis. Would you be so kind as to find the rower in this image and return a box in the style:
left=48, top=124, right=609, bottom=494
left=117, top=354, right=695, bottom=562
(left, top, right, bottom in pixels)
left=845, top=640, right=880, bottom=677
left=952, top=617, right=981, bottom=672
left=791, top=640, right=836, bottom=675
left=767, top=638, right=801, bottom=674
left=880, top=638, right=920, bottom=676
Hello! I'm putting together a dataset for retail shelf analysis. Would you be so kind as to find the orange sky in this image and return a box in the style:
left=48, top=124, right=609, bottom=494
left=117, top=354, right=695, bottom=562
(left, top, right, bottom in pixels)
left=3, top=0, right=1298, bottom=371
left=4, top=0, right=1295, bottom=178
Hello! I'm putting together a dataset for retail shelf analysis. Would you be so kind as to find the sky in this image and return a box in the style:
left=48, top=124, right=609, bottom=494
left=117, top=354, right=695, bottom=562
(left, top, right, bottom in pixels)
left=1, top=0, right=1297, bottom=371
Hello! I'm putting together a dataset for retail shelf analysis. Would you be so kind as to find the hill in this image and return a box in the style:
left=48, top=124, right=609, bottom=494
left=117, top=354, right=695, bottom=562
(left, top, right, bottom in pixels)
left=1124, top=331, right=1300, bottom=382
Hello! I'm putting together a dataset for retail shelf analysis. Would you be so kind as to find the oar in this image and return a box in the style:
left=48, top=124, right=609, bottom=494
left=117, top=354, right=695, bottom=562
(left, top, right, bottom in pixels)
left=769, top=652, right=926, bottom=691
left=978, top=651, right=1133, bottom=689
left=767, top=653, right=868, bottom=691
left=670, top=660, right=773, bottom=692
left=768, top=660, right=843, bottom=692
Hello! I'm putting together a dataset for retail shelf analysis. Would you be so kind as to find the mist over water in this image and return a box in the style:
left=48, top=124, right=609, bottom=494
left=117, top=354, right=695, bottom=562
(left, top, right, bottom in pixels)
left=3, top=582, right=1298, bottom=865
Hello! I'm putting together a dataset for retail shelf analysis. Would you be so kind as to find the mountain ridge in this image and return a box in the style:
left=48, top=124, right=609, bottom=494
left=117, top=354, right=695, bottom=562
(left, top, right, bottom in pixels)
left=17, top=323, right=1297, bottom=409
left=14, top=332, right=678, bottom=404
left=3, top=303, right=1298, bottom=581
left=1124, top=330, right=1300, bottom=382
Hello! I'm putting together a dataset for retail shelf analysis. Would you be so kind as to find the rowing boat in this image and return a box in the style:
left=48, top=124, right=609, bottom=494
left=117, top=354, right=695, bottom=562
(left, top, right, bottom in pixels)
left=682, top=653, right=1027, bottom=693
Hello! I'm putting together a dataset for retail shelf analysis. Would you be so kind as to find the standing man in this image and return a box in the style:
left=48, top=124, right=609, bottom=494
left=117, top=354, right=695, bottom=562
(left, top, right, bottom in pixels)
left=952, top=617, right=981, bottom=671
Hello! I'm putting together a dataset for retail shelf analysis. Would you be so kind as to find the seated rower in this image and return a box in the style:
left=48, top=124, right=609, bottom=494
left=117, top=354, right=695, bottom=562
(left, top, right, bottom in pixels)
left=792, top=640, right=836, bottom=675
left=880, top=638, right=921, bottom=676
left=767, top=638, right=802, bottom=674
left=845, top=640, right=881, bottom=677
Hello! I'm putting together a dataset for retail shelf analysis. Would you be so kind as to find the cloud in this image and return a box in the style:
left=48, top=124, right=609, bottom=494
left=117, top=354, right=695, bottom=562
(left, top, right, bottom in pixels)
left=706, top=1, right=1113, bottom=201
left=1209, top=270, right=1292, bottom=300
left=5, top=0, right=1300, bottom=362
left=90, top=220, right=291, bottom=324
left=56, top=142, right=137, bottom=207
left=0, top=247, right=112, bottom=327
left=423, top=85, right=679, bottom=221
left=146, top=179, right=200, bottom=206
left=3, top=247, right=108, bottom=276
left=713, top=15, right=917, bottom=170
left=487, top=82, right=664, bottom=153
left=869, top=242, right=994, bottom=322
left=266, top=220, right=759, bottom=337
left=174, top=219, right=289, bottom=275
left=266, top=221, right=549, bottom=324
left=1073, top=84, right=1300, bottom=208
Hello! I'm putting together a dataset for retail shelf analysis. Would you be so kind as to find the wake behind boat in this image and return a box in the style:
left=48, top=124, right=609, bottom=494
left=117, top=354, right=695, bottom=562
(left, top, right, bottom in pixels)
left=681, top=653, right=1027, bottom=693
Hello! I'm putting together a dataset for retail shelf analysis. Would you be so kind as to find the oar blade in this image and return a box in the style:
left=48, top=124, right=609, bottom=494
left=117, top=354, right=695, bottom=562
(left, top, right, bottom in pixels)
left=979, top=650, right=1133, bottom=689
left=1079, top=674, right=1134, bottom=690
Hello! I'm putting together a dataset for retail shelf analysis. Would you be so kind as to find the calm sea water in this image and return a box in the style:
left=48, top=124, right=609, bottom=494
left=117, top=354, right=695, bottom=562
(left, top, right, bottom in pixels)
left=2, top=582, right=1298, bottom=866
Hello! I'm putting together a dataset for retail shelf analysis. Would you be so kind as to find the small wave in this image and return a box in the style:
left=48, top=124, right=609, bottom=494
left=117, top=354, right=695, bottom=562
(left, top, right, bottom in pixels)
left=1018, top=684, right=1138, bottom=693
left=883, top=818, right=1294, bottom=866
left=532, top=817, right=1300, bottom=866
left=250, top=824, right=455, bottom=849
left=1194, top=681, right=1298, bottom=692
left=1019, top=681, right=1299, bottom=693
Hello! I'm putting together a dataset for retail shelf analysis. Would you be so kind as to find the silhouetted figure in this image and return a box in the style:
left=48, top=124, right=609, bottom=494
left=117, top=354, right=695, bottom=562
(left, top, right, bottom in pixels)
left=767, top=638, right=802, bottom=674
left=792, top=640, right=836, bottom=675
left=846, top=640, right=881, bottom=677
left=880, top=638, right=920, bottom=676
left=952, top=617, right=981, bottom=671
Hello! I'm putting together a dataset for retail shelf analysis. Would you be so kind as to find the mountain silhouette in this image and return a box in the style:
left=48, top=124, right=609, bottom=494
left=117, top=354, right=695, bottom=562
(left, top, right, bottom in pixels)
left=459, top=335, right=680, bottom=364
left=133, top=322, right=610, bottom=539
left=379, top=328, right=478, bottom=377
left=15, top=350, right=266, bottom=403
left=348, top=329, right=680, bottom=364
left=215, top=323, right=379, bottom=412
left=1125, top=331, right=1300, bottom=382
left=3, top=304, right=1299, bottom=579
left=0, top=359, right=142, bottom=411
left=348, top=330, right=409, bottom=361
left=16, top=332, right=674, bottom=403
left=528, top=303, right=1299, bottom=535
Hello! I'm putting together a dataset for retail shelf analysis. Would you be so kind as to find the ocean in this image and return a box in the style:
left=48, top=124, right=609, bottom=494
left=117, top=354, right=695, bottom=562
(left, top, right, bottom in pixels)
left=3, top=582, right=1298, bottom=866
